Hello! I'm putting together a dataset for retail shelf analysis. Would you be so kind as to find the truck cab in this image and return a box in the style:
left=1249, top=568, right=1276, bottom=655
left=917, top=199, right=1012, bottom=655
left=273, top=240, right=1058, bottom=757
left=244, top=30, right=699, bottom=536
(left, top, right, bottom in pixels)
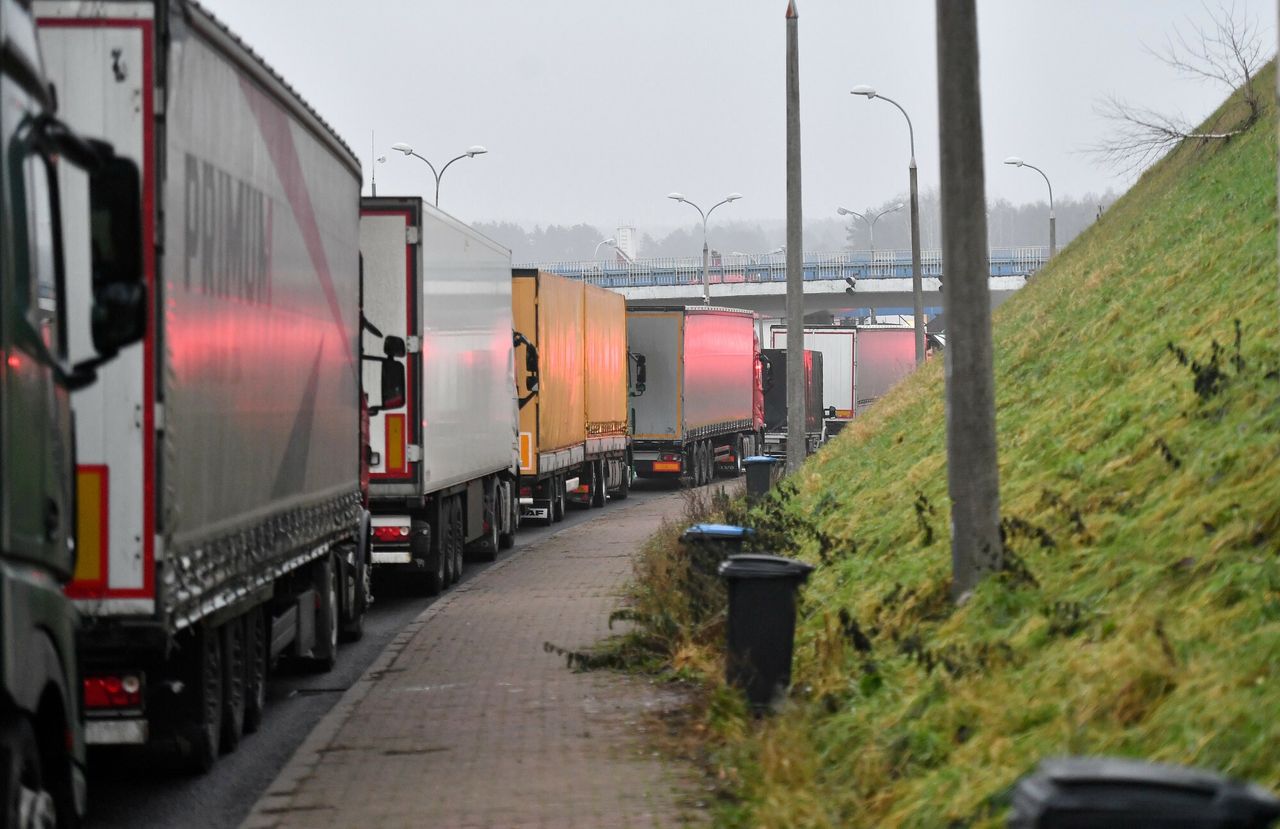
left=0, top=0, right=144, bottom=821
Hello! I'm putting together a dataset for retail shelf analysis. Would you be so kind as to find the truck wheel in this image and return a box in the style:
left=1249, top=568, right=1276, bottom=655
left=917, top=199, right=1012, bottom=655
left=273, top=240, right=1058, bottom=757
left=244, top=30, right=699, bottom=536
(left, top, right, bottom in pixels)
left=0, top=717, right=55, bottom=829
left=498, top=481, right=516, bottom=549
left=613, top=462, right=631, bottom=500
left=308, top=554, right=339, bottom=673
left=731, top=438, right=745, bottom=476
left=552, top=476, right=566, bottom=522
left=590, top=461, right=607, bottom=508
left=409, top=520, right=442, bottom=596
left=243, top=605, right=268, bottom=734
left=470, top=482, right=500, bottom=562
left=696, top=442, right=709, bottom=486
left=451, top=497, right=465, bottom=583
left=341, top=539, right=368, bottom=643
left=178, top=624, right=223, bottom=773
left=220, top=617, right=247, bottom=753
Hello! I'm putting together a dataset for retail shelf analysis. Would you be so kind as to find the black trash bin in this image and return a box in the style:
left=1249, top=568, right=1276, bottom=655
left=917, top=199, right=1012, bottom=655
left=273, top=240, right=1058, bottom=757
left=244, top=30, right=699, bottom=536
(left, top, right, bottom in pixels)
left=679, top=524, right=755, bottom=627
left=743, top=456, right=778, bottom=501
left=1009, top=757, right=1280, bottom=829
left=718, top=554, right=814, bottom=710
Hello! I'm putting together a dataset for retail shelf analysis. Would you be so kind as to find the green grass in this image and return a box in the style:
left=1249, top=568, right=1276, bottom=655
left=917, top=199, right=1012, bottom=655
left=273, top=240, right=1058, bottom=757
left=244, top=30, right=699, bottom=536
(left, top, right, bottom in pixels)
left=622, top=65, right=1280, bottom=827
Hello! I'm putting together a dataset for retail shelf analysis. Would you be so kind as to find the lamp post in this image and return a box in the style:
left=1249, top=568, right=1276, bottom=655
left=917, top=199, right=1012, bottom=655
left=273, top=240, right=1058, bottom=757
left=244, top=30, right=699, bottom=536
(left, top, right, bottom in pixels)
left=666, top=192, right=742, bottom=303
left=837, top=202, right=904, bottom=252
left=851, top=85, right=925, bottom=365
left=593, top=237, right=618, bottom=258
left=1003, top=156, right=1055, bottom=257
left=390, top=142, right=488, bottom=207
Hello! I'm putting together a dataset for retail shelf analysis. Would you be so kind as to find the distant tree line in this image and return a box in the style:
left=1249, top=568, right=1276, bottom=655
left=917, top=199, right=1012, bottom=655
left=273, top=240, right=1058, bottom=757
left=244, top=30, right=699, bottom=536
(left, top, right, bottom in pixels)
left=474, top=190, right=1116, bottom=264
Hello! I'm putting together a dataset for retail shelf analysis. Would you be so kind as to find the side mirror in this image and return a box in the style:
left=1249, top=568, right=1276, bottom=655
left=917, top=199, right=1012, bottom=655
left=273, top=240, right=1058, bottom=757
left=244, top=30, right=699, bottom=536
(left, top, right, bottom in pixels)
left=380, top=358, right=406, bottom=411
left=383, top=335, right=406, bottom=358
left=629, top=352, right=647, bottom=397
left=88, top=154, right=145, bottom=355
left=513, top=330, right=539, bottom=398
left=760, top=353, right=775, bottom=393
left=825, top=406, right=837, bottom=419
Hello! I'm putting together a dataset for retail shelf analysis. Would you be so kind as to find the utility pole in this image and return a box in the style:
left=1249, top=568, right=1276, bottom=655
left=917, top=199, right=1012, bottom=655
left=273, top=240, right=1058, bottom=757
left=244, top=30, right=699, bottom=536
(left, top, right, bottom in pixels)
left=936, top=0, right=1002, bottom=599
left=785, top=0, right=806, bottom=474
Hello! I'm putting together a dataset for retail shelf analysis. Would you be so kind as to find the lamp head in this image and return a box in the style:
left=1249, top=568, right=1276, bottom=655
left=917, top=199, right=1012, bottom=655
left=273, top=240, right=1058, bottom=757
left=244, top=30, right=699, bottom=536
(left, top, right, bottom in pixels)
left=667, top=192, right=686, bottom=202
left=466, top=145, right=488, bottom=157
left=391, top=142, right=413, bottom=155
left=603, top=237, right=616, bottom=245
left=724, top=192, right=743, bottom=202
left=892, top=202, right=905, bottom=210
left=376, top=156, right=386, bottom=164
left=850, top=85, right=877, bottom=99
left=836, top=207, right=852, bottom=216
left=1004, top=156, right=1025, bottom=167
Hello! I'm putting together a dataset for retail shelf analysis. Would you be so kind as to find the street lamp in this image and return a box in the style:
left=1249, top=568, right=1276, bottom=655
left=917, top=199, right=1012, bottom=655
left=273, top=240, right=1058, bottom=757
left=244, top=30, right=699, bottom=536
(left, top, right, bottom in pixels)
left=667, top=191, right=742, bottom=303
left=837, top=202, right=904, bottom=252
left=851, top=84, right=924, bottom=365
left=593, top=237, right=618, bottom=258
left=1004, top=156, right=1055, bottom=257
left=390, top=142, right=488, bottom=207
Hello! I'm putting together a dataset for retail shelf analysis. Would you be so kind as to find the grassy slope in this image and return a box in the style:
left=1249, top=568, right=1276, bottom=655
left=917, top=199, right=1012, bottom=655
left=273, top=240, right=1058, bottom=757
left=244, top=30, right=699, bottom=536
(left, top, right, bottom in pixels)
left=705, top=66, right=1280, bottom=827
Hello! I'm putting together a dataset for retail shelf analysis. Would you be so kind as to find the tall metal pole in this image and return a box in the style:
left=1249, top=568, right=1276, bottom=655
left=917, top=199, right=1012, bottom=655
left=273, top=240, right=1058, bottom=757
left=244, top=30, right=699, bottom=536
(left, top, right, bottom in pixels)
left=936, top=0, right=1002, bottom=599
left=702, top=220, right=711, bottom=304
left=908, top=163, right=925, bottom=363
left=785, top=0, right=806, bottom=474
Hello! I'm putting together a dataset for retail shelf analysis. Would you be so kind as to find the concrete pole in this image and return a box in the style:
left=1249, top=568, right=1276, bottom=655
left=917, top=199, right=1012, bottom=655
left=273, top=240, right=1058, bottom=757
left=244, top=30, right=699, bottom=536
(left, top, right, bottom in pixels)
left=702, top=235, right=711, bottom=304
left=936, top=0, right=1002, bottom=599
left=785, top=0, right=806, bottom=474
left=909, top=163, right=925, bottom=364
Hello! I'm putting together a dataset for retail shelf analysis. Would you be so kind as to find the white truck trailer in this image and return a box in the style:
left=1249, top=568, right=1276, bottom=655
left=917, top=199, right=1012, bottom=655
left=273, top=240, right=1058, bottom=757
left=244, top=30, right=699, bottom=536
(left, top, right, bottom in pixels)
left=360, top=196, right=518, bottom=594
left=771, top=324, right=917, bottom=436
left=627, top=306, right=761, bottom=484
left=36, top=0, right=403, bottom=771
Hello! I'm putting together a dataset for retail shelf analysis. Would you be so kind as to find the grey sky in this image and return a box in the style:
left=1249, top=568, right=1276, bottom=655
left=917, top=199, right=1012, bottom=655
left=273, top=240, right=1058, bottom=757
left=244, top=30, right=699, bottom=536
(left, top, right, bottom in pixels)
left=203, top=0, right=1273, bottom=237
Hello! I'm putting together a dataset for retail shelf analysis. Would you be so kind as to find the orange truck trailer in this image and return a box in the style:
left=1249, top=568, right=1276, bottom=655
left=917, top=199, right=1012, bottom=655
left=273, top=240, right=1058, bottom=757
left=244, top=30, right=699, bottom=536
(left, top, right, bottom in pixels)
left=512, top=270, right=632, bottom=524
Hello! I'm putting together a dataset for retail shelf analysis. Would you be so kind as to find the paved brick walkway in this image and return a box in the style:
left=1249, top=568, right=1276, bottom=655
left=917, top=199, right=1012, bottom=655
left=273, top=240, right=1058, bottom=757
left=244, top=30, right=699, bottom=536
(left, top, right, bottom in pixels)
left=244, top=491, right=702, bottom=829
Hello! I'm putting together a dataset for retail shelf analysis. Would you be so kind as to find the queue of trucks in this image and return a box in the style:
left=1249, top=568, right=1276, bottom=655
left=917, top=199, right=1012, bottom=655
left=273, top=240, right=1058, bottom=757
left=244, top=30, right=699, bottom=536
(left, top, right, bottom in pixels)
left=0, top=0, right=922, bottom=823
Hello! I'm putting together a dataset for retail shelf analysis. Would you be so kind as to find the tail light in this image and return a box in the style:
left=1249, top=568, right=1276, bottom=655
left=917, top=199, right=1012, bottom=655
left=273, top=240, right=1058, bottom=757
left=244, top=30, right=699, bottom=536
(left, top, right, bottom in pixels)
left=372, top=525, right=410, bottom=543
left=84, top=674, right=143, bottom=711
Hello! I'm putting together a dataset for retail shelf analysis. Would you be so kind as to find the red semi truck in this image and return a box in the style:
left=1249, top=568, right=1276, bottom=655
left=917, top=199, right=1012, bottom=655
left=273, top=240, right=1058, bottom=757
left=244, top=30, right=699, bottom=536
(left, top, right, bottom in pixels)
left=626, top=306, right=762, bottom=484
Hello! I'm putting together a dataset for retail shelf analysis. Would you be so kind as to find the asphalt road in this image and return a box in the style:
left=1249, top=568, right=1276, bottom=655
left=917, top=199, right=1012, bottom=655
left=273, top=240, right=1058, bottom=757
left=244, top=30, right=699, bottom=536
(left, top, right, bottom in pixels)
left=83, top=483, right=679, bottom=829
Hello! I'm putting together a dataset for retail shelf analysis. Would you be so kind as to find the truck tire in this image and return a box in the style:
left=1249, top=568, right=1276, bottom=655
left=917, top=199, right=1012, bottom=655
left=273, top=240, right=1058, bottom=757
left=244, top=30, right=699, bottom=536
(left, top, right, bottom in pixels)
left=308, top=554, right=340, bottom=673
left=178, top=624, right=223, bottom=774
left=243, top=605, right=268, bottom=734
left=498, top=481, right=516, bottom=550
left=552, top=476, right=566, bottom=522
left=697, top=442, right=710, bottom=486
left=0, top=717, right=55, bottom=829
left=450, top=497, right=465, bottom=584
left=613, top=461, right=631, bottom=500
left=220, top=617, right=247, bottom=753
left=340, top=539, right=368, bottom=643
left=469, top=481, right=500, bottom=562
left=411, top=521, right=443, bottom=596
left=590, top=461, right=607, bottom=508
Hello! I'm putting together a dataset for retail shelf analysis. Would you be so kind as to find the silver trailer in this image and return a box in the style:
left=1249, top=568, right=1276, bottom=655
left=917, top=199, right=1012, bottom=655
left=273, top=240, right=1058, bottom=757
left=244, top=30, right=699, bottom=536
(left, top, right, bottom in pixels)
left=36, top=0, right=396, bottom=771
left=360, top=196, right=518, bottom=594
left=771, top=324, right=917, bottom=435
left=627, top=306, right=761, bottom=484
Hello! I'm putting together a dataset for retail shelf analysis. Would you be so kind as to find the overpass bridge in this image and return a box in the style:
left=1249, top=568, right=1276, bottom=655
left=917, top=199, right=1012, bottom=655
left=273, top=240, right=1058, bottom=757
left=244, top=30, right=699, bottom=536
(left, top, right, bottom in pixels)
left=521, top=247, right=1045, bottom=317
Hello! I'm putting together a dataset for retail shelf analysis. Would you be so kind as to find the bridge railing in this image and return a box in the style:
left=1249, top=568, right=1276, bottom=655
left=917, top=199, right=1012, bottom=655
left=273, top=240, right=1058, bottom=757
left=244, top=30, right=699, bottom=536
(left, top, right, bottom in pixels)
left=520, top=248, right=1048, bottom=289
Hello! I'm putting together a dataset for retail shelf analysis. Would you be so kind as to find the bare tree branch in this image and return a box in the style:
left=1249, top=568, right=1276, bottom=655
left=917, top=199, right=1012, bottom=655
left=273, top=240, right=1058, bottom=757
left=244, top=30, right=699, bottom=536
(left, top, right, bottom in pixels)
left=1094, top=1, right=1270, bottom=175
